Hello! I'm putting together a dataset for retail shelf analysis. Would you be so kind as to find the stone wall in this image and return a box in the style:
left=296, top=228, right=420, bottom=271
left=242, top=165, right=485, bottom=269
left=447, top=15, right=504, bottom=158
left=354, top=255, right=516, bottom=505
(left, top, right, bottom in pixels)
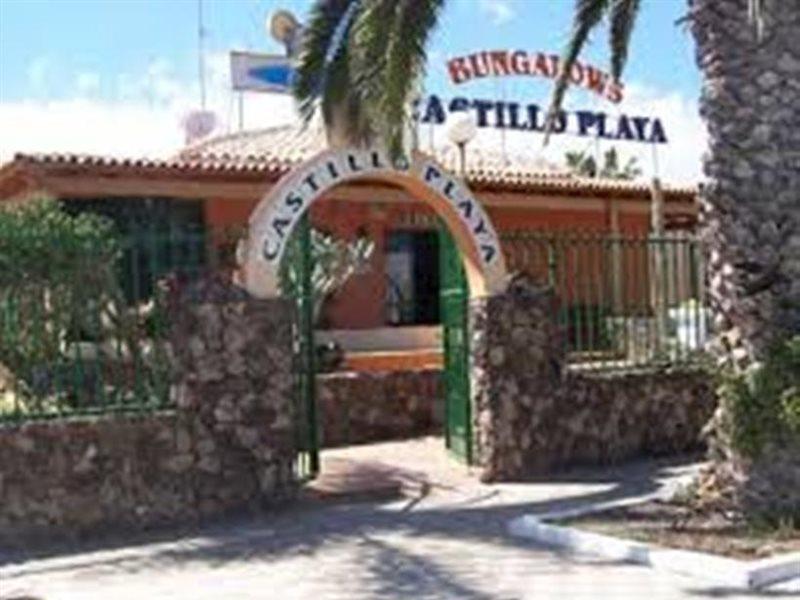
left=168, top=281, right=297, bottom=514
left=471, top=278, right=717, bottom=482
left=0, top=279, right=297, bottom=543
left=317, top=369, right=442, bottom=447
left=1, top=413, right=192, bottom=541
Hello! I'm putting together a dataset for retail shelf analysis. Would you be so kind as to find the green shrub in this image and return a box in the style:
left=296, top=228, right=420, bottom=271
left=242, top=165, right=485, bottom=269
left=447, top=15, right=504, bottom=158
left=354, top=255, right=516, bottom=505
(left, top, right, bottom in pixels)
left=0, top=199, right=170, bottom=415
left=0, top=199, right=119, bottom=374
left=279, top=224, right=374, bottom=324
left=0, top=198, right=118, bottom=285
left=722, top=336, right=800, bottom=458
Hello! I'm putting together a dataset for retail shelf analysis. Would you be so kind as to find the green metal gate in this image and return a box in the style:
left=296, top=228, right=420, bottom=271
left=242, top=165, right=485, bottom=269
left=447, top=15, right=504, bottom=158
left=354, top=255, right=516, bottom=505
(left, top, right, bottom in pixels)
left=289, top=213, right=320, bottom=480
left=439, top=224, right=472, bottom=463
left=288, top=215, right=471, bottom=474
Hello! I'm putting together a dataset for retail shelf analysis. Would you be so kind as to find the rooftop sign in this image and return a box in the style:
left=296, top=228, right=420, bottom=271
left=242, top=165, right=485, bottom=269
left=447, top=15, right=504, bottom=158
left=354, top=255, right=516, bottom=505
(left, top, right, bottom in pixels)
left=447, top=50, right=625, bottom=104
left=416, top=94, right=668, bottom=144
left=230, top=51, right=293, bottom=93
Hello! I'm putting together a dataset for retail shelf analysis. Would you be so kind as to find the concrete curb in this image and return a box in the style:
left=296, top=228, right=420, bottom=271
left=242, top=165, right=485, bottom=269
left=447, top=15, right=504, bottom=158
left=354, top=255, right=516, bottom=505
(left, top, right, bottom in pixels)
left=508, top=515, right=800, bottom=590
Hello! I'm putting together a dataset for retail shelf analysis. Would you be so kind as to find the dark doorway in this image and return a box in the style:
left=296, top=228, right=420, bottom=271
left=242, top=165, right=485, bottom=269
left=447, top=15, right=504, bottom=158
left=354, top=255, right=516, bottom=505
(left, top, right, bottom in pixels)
left=385, top=230, right=441, bottom=325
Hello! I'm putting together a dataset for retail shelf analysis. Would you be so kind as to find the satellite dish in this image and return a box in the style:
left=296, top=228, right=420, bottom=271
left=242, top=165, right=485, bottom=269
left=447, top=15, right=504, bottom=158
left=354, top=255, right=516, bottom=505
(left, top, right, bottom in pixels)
left=269, top=10, right=299, bottom=43
left=182, top=109, right=218, bottom=144
left=268, top=10, right=302, bottom=57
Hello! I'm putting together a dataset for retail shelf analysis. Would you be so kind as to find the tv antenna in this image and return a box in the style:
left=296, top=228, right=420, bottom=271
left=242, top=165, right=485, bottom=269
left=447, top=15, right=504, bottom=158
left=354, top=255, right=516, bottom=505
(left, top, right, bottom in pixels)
left=197, top=0, right=207, bottom=109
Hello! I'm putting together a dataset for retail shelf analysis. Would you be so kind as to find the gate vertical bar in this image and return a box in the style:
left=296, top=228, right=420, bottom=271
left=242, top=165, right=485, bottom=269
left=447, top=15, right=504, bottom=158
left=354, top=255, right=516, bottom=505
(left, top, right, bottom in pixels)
left=298, top=213, right=320, bottom=476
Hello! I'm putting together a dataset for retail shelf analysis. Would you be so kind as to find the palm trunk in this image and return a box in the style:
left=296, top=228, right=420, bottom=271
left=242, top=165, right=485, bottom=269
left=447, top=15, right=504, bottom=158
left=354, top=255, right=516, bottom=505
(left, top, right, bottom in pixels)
left=689, top=0, right=800, bottom=518
left=690, top=0, right=800, bottom=365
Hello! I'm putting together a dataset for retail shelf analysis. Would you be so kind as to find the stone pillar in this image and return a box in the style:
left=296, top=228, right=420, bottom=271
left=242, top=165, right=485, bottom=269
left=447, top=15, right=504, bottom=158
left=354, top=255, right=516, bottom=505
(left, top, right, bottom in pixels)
left=169, top=277, right=297, bottom=514
left=469, top=276, right=716, bottom=482
left=469, top=277, right=564, bottom=481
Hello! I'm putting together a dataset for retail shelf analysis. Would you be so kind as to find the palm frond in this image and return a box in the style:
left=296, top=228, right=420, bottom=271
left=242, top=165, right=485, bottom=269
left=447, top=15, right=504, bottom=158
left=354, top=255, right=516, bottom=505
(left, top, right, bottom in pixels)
left=295, top=0, right=443, bottom=155
left=379, top=0, right=445, bottom=160
left=544, top=0, right=610, bottom=144
left=293, top=0, right=351, bottom=121
left=609, top=0, right=640, bottom=81
left=345, top=0, right=399, bottom=142
left=293, top=0, right=367, bottom=143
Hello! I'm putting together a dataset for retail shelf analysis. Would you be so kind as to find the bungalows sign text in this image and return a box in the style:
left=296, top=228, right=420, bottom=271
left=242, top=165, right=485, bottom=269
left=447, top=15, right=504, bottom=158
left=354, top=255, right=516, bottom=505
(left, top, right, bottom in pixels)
left=447, top=50, right=625, bottom=104
left=259, top=149, right=501, bottom=267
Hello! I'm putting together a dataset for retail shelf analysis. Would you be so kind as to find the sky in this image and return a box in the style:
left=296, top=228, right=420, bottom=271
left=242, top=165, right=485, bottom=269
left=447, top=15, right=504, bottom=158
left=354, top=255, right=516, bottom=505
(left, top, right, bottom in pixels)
left=0, top=0, right=705, bottom=182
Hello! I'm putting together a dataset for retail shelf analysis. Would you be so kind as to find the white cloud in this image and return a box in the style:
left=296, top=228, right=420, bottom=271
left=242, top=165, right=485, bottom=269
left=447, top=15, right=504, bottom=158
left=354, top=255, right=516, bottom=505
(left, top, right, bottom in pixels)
left=479, top=0, right=514, bottom=26
left=605, top=82, right=706, bottom=184
left=0, top=99, right=180, bottom=159
left=0, top=52, right=298, bottom=162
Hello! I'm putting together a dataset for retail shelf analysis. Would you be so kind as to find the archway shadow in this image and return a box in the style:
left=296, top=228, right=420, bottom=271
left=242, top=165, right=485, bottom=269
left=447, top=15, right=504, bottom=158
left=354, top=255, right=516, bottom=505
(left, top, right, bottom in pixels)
left=8, top=454, right=786, bottom=599
left=2, top=453, right=700, bottom=569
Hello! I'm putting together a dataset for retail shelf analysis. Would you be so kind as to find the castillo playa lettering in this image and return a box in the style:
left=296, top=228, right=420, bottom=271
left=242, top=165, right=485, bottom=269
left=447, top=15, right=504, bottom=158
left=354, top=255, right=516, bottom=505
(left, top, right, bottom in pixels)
left=416, top=94, right=668, bottom=145
left=260, top=150, right=393, bottom=262
left=420, top=163, right=498, bottom=265
left=447, top=50, right=624, bottom=104
left=258, top=149, right=501, bottom=268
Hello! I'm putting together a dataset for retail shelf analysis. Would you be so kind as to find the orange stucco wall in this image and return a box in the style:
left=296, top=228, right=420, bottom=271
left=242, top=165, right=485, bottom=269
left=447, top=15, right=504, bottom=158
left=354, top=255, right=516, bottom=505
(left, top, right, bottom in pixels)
left=487, top=206, right=608, bottom=232
left=201, top=186, right=680, bottom=330
left=204, top=198, right=259, bottom=230
left=309, top=198, right=394, bottom=329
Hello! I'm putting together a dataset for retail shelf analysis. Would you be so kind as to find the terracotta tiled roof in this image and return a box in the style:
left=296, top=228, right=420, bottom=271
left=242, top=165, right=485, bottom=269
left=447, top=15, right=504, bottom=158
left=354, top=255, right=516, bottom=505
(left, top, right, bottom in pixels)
left=1, top=123, right=697, bottom=200
left=180, top=121, right=565, bottom=173
left=8, top=151, right=288, bottom=176
left=179, top=122, right=697, bottom=199
left=181, top=122, right=329, bottom=166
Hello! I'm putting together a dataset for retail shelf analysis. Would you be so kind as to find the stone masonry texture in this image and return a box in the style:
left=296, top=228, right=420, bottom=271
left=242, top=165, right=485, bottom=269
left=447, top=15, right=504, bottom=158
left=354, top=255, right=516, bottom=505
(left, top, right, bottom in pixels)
left=470, top=277, right=717, bottom=482
left=316, top=369, right=442, bottom=447
left=0, top=277, right=297, bottom=544
left=1, top=275, right=720, bottom=541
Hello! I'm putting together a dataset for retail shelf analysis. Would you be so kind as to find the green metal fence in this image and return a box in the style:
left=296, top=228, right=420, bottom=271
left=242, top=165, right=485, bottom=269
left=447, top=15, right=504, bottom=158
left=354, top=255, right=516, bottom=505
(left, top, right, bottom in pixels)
left=1, top=221, right=710, bottom=423
left=501, top=230, right=709, bottom=370
left=0, top=226, right=244, bottom=423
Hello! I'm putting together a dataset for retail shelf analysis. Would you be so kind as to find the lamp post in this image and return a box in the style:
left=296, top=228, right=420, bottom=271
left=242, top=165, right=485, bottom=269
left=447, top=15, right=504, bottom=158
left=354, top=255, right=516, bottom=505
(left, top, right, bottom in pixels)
left=447, top=114, right=477, bottom=178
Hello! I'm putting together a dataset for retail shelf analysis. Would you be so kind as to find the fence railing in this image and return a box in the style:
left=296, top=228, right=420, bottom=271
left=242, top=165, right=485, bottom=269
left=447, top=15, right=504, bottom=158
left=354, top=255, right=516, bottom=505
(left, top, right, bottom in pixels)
left=0, top=226, right=246, bottom=423
left=501, top=230, right=710, bottom=370
left=1, top=223, right=710, bottom=422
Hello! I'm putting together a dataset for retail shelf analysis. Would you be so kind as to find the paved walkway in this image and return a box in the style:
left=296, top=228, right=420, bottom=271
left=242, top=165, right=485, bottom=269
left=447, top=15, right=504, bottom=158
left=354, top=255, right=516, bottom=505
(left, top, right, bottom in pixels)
left=0, top=439, right=791, bottom=599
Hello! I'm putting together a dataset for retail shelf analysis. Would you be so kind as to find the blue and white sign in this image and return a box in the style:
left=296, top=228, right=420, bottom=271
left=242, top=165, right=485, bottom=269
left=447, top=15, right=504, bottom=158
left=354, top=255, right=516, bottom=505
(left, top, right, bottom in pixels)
left=230, top=51, right=294, bottom=93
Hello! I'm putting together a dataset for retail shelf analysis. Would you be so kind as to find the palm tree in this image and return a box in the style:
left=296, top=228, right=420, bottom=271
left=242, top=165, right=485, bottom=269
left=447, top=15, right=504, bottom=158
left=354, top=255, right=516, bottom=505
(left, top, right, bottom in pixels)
left=294, top=0, right=800, bottom=517
left=294, top=0, right=445, bottom=157
left=565, top=147, right=642, bottom=180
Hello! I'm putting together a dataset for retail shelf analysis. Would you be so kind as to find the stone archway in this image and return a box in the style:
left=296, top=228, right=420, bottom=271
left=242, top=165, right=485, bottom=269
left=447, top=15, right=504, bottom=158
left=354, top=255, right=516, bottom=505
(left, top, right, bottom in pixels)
left=238, top=147, right=508, bottom=299
left=237, top=147, right=510, bottom=475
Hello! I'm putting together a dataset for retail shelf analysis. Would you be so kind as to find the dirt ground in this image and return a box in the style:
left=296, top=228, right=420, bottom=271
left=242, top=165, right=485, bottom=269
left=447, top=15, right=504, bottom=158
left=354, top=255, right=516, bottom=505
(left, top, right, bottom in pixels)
left=566, top=499, right=800, bottom=560
left=307, top=436, right=483, bottom=500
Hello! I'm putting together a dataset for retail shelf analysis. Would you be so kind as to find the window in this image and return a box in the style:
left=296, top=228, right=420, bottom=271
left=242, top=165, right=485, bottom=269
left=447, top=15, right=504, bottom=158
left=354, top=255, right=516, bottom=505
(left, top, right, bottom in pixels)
left=385, top=230, right=440, bottom=325
left=61, top=198, right=206, bottom=302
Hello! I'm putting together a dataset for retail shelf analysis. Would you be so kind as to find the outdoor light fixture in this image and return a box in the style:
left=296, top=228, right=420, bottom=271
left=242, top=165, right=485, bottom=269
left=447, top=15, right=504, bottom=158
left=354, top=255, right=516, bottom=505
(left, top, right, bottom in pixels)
left=447, top=114, right=477, bottom=147
left=447, top=114, right=477, bottom=177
